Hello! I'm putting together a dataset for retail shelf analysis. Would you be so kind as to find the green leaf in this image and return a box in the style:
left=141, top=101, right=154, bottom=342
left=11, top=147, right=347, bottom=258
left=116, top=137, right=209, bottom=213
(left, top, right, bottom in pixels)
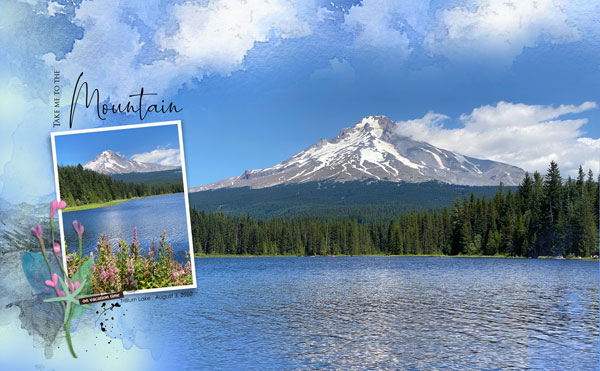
left=64, top=302, right=72, bottom=323
left=72, top=278, right=86, bottom=297
left=70, top=258, right=94, bottom=319
left=71, top=257, right=94, bottom=296
left=43, top=296, right=66, bottom=303
left=43, top=278, right=93, bottom=324
left=57, top=275, right=69, bottom=294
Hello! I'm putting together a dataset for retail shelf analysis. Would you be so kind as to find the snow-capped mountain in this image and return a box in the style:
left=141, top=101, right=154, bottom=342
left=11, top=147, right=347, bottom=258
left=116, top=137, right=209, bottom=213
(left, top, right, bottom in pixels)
left=191, top=115, right=525, bottom=191
left=83, top=150, right=179, bottom=174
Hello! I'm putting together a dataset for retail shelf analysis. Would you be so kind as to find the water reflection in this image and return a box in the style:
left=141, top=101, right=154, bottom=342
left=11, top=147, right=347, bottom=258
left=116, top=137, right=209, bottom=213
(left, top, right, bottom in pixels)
left=117, top=257, right=598, bottom=370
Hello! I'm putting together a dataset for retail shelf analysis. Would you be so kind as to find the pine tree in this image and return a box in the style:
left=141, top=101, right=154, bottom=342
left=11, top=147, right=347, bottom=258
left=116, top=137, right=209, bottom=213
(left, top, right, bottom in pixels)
left=541, top=161, right=563, bottom=256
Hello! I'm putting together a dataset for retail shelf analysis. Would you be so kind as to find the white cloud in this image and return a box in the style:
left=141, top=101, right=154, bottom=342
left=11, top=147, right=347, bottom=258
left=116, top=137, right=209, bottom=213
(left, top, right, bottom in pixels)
left=425, top=0, right=579, bottom=65
left=131, top=148, right=181, bottom=166
left=316, top=7, right=335, bottom=23
left=45, top=0, right=148, bottom=102
left=157, top=0, right=311, bottom=74
left=47, top=1, right=65, bottom=17
left=394, top=101, right=599, bottom=177
left=47, top=0, right=311, bottom=103
left=343, top=0, right=588, bottom=65
left=343, top=0, right=428, bottom=58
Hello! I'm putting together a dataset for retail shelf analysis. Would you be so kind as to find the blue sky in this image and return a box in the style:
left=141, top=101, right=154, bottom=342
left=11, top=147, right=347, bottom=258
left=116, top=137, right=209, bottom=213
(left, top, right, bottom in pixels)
left=1, top=0, right=599, bottom=201
left=54, top=124, right=181, bottom=167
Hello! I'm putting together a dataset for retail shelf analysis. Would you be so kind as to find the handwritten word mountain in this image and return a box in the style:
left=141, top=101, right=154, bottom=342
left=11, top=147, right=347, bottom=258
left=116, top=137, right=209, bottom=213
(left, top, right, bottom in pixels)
left=83, top=150, right=179, bottom=174
left=193, top=116, right=525, bottom=191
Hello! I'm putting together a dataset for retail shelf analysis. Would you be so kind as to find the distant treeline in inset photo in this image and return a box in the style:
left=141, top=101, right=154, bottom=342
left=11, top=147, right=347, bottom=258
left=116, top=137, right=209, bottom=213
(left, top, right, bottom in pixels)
left=190, top=161, right=599, bottom=258
left=58, top=164, right=184, bottom=207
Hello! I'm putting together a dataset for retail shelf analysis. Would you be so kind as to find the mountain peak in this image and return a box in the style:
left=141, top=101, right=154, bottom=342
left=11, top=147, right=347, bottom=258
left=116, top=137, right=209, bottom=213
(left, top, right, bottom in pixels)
left=96, top=150, right=120, bottom=159
left=191, top=115, right=525, bottom=192
left=335, top=115, right=396, bottom=142
left=84, top=150, right=179, bottom=175
left=362, top=115, right=397, bottom=137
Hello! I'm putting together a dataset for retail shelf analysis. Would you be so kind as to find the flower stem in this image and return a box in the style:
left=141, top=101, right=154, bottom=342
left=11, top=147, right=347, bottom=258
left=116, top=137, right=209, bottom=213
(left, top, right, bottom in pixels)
left=50, top=218, right=55, bottom=253
left=65, top=303, right=77, bottom=358
left=56, top=259, right=67, bottom=277
left=38, top=240, right=54, bottom=276
left=49, top=218, right=68, bottom=279
left=51, top=216, right=75, bottom=356
left=78, top=237, right=82, bottom=259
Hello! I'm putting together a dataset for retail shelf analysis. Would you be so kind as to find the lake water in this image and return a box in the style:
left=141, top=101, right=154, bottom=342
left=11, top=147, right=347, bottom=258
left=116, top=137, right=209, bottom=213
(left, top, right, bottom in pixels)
left=61, top=193, right=192, bottom=263
left=117, top=257, right=599, bottom=370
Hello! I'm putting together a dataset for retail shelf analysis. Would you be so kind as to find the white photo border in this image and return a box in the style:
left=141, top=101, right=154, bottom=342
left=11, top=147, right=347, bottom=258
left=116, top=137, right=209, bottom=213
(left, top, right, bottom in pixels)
left=50, top=120, right=197, bottom=295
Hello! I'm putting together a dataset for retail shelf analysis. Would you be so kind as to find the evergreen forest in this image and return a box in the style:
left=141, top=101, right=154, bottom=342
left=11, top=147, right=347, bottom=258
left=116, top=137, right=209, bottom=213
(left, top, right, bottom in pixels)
left=190, top=162, right=599, bottom=258
left=58, top=165, right=184, bottom=206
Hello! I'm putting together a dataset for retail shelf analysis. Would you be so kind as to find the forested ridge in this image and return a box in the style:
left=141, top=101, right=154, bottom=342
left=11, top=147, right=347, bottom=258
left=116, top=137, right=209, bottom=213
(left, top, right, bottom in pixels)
left=190, top=162, right=599, bottom=258
left=58, top=164, right=184, bottom=206
left=189, top=180, right=508, bottom=222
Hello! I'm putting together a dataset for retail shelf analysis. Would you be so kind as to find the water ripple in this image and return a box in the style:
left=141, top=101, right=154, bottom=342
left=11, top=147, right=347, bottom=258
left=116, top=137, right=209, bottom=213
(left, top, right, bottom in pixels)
left=124, top=257, right=598, bottom=370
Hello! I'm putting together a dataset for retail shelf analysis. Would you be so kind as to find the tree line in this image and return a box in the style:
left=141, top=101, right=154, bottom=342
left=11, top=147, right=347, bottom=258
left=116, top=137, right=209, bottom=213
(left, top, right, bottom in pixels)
left=58, top=164, right=184, bottom=206
left=190, top=161, right=599, bottom=258
left=188, top=179, right=503, bottom=222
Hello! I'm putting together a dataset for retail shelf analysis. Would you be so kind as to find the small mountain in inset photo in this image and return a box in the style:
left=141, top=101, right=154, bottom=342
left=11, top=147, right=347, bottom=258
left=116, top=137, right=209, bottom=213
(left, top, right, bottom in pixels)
left=83, top=150, right=180, bottom=175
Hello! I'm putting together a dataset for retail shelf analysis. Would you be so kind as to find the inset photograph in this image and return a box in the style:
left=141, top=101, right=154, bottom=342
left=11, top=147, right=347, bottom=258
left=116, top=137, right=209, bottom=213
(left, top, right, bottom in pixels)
left=51, top=121, right=196, bottom=294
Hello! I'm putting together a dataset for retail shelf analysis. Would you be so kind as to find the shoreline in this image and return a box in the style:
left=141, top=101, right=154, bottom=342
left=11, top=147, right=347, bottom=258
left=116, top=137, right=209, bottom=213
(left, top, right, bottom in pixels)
left=193, top=253, right=599, bottom=260
left=62, top=194, right=158, bottom=213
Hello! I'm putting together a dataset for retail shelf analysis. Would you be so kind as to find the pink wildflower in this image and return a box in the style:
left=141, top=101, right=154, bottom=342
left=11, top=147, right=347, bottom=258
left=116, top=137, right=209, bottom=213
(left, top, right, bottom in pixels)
left=30, top=225, right=43, bottom=240
left=45, top=273, right=58, bottom=288
left=45, top=273, right=66, bottom=297
left=72, top=220, right=84, bottom=238
left=68, top=281, right=81, bottom=294
left=101, top=269, right=107, bottom=282
left=133, top=227, right=138, bottom=241
left=50, top=200, right=67, bottom=219
left=125, top=257, right=137, bottom=288
left=53, top=242, right=61, bottom=261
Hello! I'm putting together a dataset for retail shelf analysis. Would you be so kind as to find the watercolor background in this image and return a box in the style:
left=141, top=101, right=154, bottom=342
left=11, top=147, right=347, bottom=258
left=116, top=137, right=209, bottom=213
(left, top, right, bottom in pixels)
left=1, top=0, right=599, bottom=369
